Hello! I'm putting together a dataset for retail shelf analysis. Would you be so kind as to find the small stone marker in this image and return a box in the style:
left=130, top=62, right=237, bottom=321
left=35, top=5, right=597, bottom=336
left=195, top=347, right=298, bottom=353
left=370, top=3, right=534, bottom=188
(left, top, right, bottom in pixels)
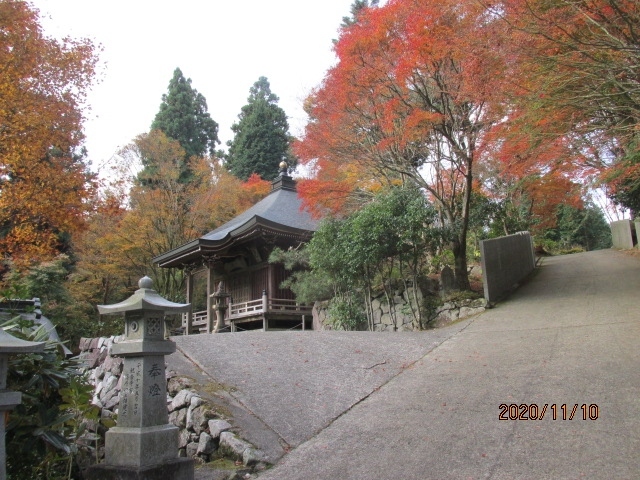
left=86, top=276, right=194, bottom=480
left=440, top=265, right=457, bottom=294
left=0, top=328, right=44, bottom=480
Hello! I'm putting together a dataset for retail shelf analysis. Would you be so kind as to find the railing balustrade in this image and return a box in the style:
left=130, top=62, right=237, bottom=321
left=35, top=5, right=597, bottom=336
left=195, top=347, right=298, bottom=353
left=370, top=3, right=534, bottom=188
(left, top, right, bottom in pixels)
left=182, top=297, right=312, bottom=331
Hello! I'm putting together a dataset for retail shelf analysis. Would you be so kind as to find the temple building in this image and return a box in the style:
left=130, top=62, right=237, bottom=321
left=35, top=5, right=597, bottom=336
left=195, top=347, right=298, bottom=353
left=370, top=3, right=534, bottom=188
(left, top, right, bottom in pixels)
left=152, top=164, right=318, bottom=333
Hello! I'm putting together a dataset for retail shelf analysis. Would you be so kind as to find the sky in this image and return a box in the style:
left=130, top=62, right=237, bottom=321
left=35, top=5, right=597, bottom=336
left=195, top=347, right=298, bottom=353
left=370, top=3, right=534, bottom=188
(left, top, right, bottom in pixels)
left=30, top=0, right=356, bottom=175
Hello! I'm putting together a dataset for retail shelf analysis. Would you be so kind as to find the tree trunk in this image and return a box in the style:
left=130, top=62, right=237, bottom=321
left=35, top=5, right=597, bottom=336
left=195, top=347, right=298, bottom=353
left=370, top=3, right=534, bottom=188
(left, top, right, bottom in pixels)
left=452, top=238, right=471, bottom=291
left=453, top=155, right=473, bottom=291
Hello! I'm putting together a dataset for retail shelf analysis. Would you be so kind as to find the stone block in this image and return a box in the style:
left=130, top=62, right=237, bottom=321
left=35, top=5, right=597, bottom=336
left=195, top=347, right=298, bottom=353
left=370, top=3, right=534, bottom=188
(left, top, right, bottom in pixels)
left=169, top=408, right=187, bottom=428
left=104, top=425, right=179, bottom=468
left=219, top=431, right=252, bottom=460
left=371, top=298, right=381, bottom=312
left=170, top=389, right=194, bottom=412
left=85, top=457, right=194, bottom=480
left=167, top=376, right=192, bottom=396
left=185, top=441, right=198, bottom=458
left=197, top=432, right=215, bottom=455
left=372, top=307, right=382, bottom=325
left=103, top=392, right=120, bottom=411
left=243, top=447, right=267, bottom=467
left=440, top=265, right=456, bottom=293
left=79, top=337, right=91, bottom=351
left=208, top=419, right=232, bottom=439
left=94, top=364, right=105, bottom=381
left=117, top=356, right=170, bottom=429
left=100, top=374, right=118, bottom=400
left=86, top=351, right=101, bottom=369
left=459, top=306, right=484, bottom=319
left=190, top=395, right=204, bottom=408
left=187, top=405, right=212, bottom=434
left=470, top=298, right=488, bottom=308
left=103, top=355, right=114, bottom=371
left=177, top=429, right=190, bottom=449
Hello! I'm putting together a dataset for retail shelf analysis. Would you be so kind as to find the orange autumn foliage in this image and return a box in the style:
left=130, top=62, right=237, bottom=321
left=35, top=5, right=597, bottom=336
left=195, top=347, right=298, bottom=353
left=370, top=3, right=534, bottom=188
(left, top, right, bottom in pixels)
left=494, top=0, right=640, bottom=206
left=296, top=0, right=517, bottom=288
left=241, top=173, right=271, bottom=204
left=0, top=1, right=99, bottom=267
left=76, top=131, right=274, bottom=302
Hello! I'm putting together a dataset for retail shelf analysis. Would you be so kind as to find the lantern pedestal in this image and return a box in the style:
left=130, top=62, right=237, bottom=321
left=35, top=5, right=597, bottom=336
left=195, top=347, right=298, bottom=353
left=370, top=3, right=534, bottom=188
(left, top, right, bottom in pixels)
left=84, top=458, right=193, bottom=480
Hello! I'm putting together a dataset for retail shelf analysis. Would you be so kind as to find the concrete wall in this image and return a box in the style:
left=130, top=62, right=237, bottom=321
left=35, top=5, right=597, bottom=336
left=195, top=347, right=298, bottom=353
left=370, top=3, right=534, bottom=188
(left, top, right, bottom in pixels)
left=610, top=220, right=636, bottom=249
left=480, top=232, right=536, bottom=303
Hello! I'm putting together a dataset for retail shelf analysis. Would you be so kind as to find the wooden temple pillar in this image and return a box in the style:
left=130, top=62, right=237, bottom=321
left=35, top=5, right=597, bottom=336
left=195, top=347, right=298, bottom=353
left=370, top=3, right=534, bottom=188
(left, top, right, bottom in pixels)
left=266, top=263, right=275, bottom=332
left=262, top=290, right=268, bottom=331
left=184, top=269, right=194, bottom=335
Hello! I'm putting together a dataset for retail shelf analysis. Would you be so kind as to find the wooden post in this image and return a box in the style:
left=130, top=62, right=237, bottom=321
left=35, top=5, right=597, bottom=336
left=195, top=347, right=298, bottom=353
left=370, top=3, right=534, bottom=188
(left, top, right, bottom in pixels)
left=206, top=263, right=215, bottom=334
left=262, top=290, right=268, bottom=331
left=185, top=270, right=194, bottom=335
left=267, top=264, right=274, bottom=300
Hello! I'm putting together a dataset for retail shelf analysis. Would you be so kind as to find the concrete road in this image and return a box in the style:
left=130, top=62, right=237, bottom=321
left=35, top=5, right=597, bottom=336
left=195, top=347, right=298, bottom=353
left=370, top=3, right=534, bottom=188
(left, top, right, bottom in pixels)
left=174, top=249, right=640, bottom=479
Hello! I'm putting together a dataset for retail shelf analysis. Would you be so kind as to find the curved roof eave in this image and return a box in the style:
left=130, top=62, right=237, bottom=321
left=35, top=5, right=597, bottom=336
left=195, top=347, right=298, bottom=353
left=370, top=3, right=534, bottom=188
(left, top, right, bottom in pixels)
left=153, top=183, right=320, bottom=269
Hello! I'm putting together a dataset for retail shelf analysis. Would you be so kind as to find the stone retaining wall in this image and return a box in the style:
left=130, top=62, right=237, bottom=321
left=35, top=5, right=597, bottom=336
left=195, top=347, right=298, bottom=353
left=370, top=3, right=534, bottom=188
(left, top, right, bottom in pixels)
left=78, top=336, right=267, bottom=472
left=312, top=282, right=488, bottom=331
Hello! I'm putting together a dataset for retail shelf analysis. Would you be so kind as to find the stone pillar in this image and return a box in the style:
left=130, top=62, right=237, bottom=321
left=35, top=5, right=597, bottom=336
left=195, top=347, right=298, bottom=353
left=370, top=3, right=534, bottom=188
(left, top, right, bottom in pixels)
left=211, top=282, right=230, bottom=333
left=206, top=264, right=215, bottom=333
left=87, top=276, right=193, bottom=480
left=0, top=330, right=44, bottom=480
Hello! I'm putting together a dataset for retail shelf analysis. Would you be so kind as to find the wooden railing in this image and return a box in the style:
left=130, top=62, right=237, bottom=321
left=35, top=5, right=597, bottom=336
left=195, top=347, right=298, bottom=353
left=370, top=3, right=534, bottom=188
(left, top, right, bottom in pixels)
left=182, top=297, right=313, bottom=332
left=182, top=297, right=311, bottom=330
left=229, top=296, right=312, bottom=319
left=266, top=298, right=312, bottom=314
left=182, top=310, right=208, bottom=332
left=229, top=298, right=265, bottom=318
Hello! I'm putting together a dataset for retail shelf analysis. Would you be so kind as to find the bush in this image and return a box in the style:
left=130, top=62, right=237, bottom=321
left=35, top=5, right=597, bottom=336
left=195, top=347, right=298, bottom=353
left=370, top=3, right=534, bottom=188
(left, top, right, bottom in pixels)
left=327, top=295, right=367, bottom=331
left=3, top=317, right=98, bottom=479
left=272, top=186, right=447, bottom=330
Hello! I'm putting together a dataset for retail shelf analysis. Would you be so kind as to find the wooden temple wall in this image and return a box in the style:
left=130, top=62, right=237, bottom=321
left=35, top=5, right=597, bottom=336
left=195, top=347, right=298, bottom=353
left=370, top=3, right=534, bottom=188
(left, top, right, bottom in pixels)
left=225, top=263, right=294, bottom=304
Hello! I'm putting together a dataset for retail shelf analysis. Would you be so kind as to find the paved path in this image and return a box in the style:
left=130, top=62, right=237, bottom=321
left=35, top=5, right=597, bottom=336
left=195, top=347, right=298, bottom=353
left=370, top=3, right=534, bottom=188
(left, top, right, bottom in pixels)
left=172, top=249, right=640, bottom=479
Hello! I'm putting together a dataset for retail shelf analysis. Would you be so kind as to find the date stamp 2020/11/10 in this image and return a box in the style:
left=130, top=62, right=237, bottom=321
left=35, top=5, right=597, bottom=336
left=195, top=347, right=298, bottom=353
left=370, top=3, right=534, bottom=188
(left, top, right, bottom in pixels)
left=499, top=403, right=599, bottom=421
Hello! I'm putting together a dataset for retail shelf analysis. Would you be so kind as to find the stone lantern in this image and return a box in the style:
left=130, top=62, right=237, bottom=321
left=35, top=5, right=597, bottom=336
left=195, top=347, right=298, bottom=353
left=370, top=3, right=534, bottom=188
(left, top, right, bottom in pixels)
left=211, top=281, right=230, bottom=333
left=0, top=328, right=44, bottom=480
left=87, top=276, right=193, bottom=480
